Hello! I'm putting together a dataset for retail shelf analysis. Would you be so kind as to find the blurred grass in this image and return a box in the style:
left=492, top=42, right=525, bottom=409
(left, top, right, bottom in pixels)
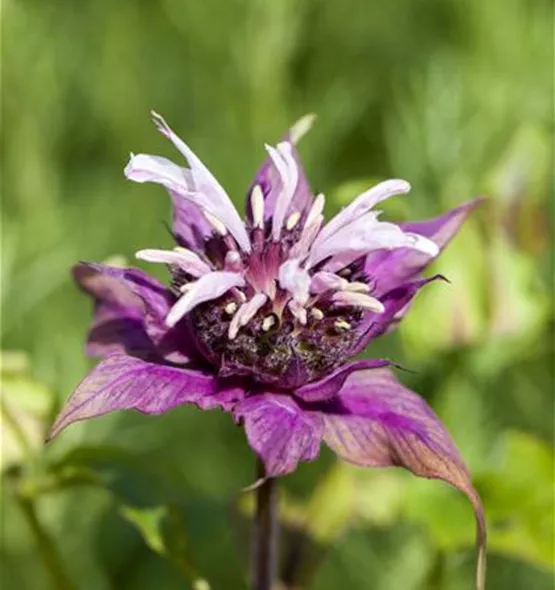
left=1, top=0, right=553, bottom=588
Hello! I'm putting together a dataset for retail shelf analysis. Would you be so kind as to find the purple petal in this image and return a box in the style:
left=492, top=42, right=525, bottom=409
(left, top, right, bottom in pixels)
left=73, top=263, right=157, bottom=360
left=318, top=366, right=486, bottom=590
left=365, top=199, right=483, bottom=295
left=170, top=190, right=214, bottom=251
left=76, top=263, right=196, bottom=363
left=234, top=393, right=323, bottom=477
left=48, top=355, right=245, bottom=439
left=295, top=359, right=391, bottom=402
left=349, top=276, right=444, bottom=355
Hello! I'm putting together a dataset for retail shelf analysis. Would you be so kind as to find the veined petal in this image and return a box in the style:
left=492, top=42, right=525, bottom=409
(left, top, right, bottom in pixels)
left=233, top=393, right=323, bottom=477
left=48, top=355, right=245, bottom=439
left=136, top=248, right=212, bottom=277
left=311, top=179, right=411, bottom=251
left=151, top=111, right=251, bottom=252
left=166, top=271, right=245, bottom=327
left=278, top=259, right=310, bottom=304
left=73, top=263, right=155, bottom=360
left=318, top=367, right=486, bottom=590
left=75, top=262, right=197, bottom=363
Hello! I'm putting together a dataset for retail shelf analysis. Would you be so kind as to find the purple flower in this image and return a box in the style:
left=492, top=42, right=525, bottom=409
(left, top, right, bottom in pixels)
left=50, top=112, right=485, bottom=581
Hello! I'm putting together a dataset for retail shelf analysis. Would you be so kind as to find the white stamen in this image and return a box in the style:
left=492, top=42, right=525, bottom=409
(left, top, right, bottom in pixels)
left=236, top=290, right=247, bottom=303
left=289, top=213, right=323, bottom=259
left=334, top=320, right=351, bottom=331
left=225, top=302, right=238, bottom=315
left=286, top=211, right=301, bottom=231
left=304, top=193, right=325, bottom=230
left=203, top=210, right=228, bottom=236
left=228, top=293, right=267, bottom=339
left=262, top=315, right=276, bottom=331
left=332, top=291, right=385, bottom=313
left=344, top=281, right=370, bottom=293
left=251, top=185, right=265, bottom=229
left=310, top=307, right=324, bottom=321
left=289, top=114, right=316, bottom=144
left=288, top=300, right=307, bottom=325
left=289, top=193, right=325, bottom=259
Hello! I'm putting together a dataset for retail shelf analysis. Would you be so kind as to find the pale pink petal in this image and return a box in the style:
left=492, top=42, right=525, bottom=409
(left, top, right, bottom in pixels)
left=247, top=117, right=315, bottom=228
left=151, top=111, right=251, bottom=252
left=365, top=199, right=484, bottom=295
left=311, top=179, right=411, bottom=251
left=135, top=248, right=212, bottom=277
left=309, top=214, right=439, bottom=269
left=166, top=271, right=245, bottom=327
left=124, top=154, right=194, bottom=191
left=266, top=142, right=299, bottom=240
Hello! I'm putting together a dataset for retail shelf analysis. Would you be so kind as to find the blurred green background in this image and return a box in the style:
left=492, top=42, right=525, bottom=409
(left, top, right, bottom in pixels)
left=2, top=0, right=553, bottom=588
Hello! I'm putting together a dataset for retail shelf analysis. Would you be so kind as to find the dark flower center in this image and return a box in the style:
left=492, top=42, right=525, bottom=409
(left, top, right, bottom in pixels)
left=190, top=294, right=363, bottom=389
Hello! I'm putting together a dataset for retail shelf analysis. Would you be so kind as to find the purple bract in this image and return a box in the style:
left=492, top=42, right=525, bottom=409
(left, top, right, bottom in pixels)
left=50, top=112, right=485, bottom=585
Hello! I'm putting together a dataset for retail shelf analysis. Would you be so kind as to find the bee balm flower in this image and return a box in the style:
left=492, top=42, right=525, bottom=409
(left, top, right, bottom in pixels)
left=50, top=112, right=485, bottom=588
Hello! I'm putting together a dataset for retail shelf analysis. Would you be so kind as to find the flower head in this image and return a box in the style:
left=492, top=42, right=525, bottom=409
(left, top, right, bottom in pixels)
left=50, top=112, right=485, bottom=587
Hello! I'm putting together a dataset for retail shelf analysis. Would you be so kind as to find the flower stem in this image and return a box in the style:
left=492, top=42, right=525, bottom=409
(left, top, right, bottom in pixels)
left=17, top=495, right=76, bottom=590
left=251, top=458, right=278, bottom=590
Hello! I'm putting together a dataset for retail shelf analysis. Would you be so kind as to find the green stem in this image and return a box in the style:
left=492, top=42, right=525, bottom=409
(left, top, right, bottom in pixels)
left=17, top=495, right=76, bottom=590
left=251, top=458, right=279, bottom=590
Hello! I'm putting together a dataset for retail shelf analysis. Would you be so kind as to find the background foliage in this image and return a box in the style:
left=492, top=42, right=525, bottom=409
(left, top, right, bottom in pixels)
left=2, top=0, right=553, bottom=588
